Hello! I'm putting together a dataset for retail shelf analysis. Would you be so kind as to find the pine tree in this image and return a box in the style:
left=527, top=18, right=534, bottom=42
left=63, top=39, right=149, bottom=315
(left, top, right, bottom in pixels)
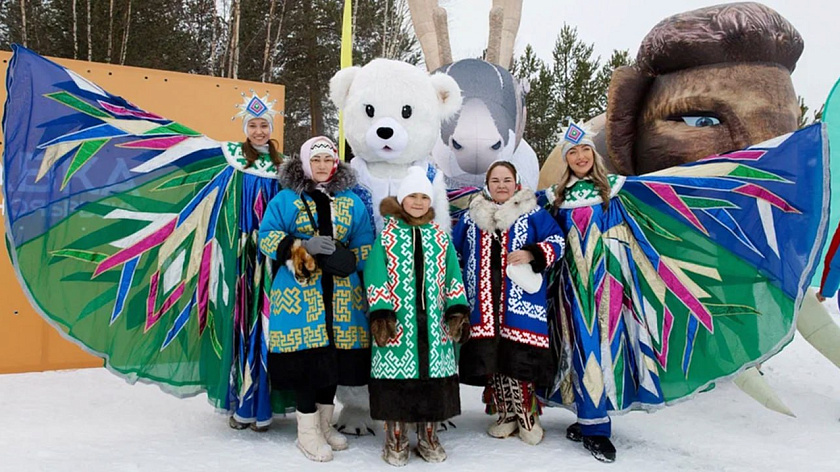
left=799, top=96, right=825, bottom=128
left=0, top=1, right=418, bottom=152
left=594, top=49, right=631, bottom=114
left=513, top=25, right=630, bottom=163
left=513, top=44, right=555, bottom=164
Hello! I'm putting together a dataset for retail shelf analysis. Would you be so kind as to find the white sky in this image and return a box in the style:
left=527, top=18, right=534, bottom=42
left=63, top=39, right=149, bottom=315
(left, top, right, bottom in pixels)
left=442, top=0, right=840, bottom=116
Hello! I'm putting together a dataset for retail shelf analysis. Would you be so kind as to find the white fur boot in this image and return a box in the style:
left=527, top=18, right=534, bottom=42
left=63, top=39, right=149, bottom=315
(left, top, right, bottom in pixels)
left=317, top=404, right=349, bottom=451
left=503, top=375, right=543, bottom=445
left=296, top=411, right=333, bottom=462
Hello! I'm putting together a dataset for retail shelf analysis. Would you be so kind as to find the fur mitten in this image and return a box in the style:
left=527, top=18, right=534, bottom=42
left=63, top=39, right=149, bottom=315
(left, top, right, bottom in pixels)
left=371, top=318, right=397, bottom=347
left=287, top=239, right=317, bottom=281
left=446, top=313, right=470, bottom=343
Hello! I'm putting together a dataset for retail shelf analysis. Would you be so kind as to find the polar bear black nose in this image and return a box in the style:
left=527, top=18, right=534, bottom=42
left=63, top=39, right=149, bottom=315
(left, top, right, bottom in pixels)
left=377, top=127, right=394, bottom=140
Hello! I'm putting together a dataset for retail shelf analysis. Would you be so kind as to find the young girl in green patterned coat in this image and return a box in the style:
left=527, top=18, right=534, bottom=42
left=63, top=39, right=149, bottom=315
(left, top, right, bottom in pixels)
left=363, top=166, right=471, bottom=466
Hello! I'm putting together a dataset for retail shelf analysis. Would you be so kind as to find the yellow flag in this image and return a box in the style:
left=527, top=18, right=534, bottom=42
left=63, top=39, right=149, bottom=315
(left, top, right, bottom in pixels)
left=338, top=0, right=353, bottom=161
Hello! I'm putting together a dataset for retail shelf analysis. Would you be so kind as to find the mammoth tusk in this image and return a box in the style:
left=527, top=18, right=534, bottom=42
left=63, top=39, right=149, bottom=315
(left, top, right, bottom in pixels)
left=796, top=288, right=840, bottom=369
left=486, top=6, right=503, bottom=66
left=733, top=367, right=796, bottom=417
left=497, top=0, right=522, bottom=69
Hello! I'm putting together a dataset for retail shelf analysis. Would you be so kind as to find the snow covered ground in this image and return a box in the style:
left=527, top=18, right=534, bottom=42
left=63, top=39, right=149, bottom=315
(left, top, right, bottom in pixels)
left=2, top=300, right=840, bottom=472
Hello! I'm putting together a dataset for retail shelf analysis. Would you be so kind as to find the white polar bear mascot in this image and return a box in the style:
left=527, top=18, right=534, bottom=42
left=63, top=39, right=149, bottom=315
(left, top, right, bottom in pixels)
left=329, top=58, right=462, bottom=434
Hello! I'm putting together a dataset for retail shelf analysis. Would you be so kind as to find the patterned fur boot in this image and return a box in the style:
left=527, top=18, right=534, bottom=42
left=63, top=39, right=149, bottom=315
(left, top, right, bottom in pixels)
left=506, top=375, right=544, bottom=445
left=416, top=422, right=447, bottom=463
left=382, top=421, right=410, bottom=467
left=516, top=408, right=544, bottom=445
left=487, top=374, right=519, bottom=438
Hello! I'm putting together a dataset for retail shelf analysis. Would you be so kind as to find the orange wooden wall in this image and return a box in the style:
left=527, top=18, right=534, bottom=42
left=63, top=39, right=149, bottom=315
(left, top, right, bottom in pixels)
left=0, top=51, right=285, bottom=374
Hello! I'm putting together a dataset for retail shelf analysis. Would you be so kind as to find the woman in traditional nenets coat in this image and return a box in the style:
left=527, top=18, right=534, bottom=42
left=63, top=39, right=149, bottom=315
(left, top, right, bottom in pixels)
left=258, top=136, right=373, bottom=462
left=364, top=167, right=471, bottom=466
left=452, top=161, right=565, bottom=446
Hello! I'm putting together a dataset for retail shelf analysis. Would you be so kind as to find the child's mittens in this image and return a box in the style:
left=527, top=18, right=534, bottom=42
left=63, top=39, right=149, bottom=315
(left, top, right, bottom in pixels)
left=446, top=313, right=471, bottom=344
left=371, top=318, right=398, bottom=347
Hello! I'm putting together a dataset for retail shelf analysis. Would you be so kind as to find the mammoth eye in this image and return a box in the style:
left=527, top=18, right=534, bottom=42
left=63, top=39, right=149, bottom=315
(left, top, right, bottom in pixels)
left=402, top=105, right=412, bottom=119
left=452, top=139, right=463, bottom=150
left=365, top=104, right=375, bottom=118
left=671, top=115, right=721, bottom=127
left=491, top=140, right=502, bottom=150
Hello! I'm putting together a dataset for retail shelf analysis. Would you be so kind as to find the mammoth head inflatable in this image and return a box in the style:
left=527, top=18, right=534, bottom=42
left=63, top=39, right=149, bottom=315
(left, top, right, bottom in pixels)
left=608, top=2, right=803, bottom=175
left=539, top=2, right=804, bottom=187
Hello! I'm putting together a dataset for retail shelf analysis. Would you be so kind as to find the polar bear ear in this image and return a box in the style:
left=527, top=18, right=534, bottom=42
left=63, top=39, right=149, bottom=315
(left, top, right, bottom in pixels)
left=429, top=72, right=463, bottom=121
left=329, top=66, right=360, bottom=110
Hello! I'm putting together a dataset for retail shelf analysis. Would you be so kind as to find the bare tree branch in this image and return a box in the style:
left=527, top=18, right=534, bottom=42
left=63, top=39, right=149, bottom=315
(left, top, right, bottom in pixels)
left=19, top=0, right=27, bottom=47
left=232, top=0, right=241, bottom=79
left=86, top=0, right=92, bottom=60
left=72, top=0, right=78, bottom=59
left=267, top=0, right=287, bottom=81
left=261, top=0, right=277, bottom=82
left=382, top=0, right=390, bottom=57
left=120, top=0, right=132, bottom=65
left=107, top=0, right=114, bottom=62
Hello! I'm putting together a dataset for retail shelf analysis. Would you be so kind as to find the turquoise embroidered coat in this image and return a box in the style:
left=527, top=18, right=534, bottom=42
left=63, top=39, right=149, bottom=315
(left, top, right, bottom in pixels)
left=258, top=181, right=373, bottom=354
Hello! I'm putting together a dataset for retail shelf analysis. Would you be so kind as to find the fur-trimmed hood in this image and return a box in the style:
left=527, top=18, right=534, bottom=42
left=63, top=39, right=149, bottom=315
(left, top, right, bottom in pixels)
left=469, top=188, right=538, bottom=232
left=379, top=196, right=436, bottom=227
left=278, top=155, right=357, bottom=195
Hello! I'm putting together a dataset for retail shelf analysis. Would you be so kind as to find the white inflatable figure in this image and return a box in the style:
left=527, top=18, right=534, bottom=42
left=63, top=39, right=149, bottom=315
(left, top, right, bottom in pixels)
left=432, top=59, right=539, bottom=191
left=328, top=58, right=462, bottom=434
left=408, top=0, right=539, bottom=223
left=330, top=58, right=460, bottom=233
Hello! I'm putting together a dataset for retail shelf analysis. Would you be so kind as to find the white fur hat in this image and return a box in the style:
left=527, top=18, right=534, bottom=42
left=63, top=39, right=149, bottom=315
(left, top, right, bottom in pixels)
left=397, top=166, right=434, bottom=204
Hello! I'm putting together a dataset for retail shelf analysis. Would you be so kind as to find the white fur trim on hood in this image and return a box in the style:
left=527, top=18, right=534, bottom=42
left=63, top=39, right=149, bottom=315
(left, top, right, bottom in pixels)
left=468, top=188, right=538, bottom=233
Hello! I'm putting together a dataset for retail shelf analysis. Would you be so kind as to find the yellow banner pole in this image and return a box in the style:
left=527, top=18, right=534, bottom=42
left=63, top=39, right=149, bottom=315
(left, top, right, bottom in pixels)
left=338, top=0, right=353, bottom=161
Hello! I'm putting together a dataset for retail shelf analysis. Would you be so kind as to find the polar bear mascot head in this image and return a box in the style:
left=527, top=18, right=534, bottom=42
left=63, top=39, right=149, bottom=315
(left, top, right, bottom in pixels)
left=330, top=58, right=462, bottom=232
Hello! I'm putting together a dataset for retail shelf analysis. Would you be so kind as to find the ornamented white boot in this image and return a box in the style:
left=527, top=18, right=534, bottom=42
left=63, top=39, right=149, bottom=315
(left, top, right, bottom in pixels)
left=317, top=403, right=349, bottom=451
left=516, top=410, right=544, bottom=446
left=295, top=411, right=333, bottom=462
left=487, top=373, right=518, bottom=438
left=488, top=413, right=519, bottom=438
left=506, top=375, right=543, bottom=445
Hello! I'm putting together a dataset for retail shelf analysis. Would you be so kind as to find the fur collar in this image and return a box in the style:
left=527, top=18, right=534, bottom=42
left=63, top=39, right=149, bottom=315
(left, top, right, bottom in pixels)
left=469, top=188, right=537, bottom=232
left=279, top=156, right=357, bottom=195
left=379, top=196, right=436, bottom=227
